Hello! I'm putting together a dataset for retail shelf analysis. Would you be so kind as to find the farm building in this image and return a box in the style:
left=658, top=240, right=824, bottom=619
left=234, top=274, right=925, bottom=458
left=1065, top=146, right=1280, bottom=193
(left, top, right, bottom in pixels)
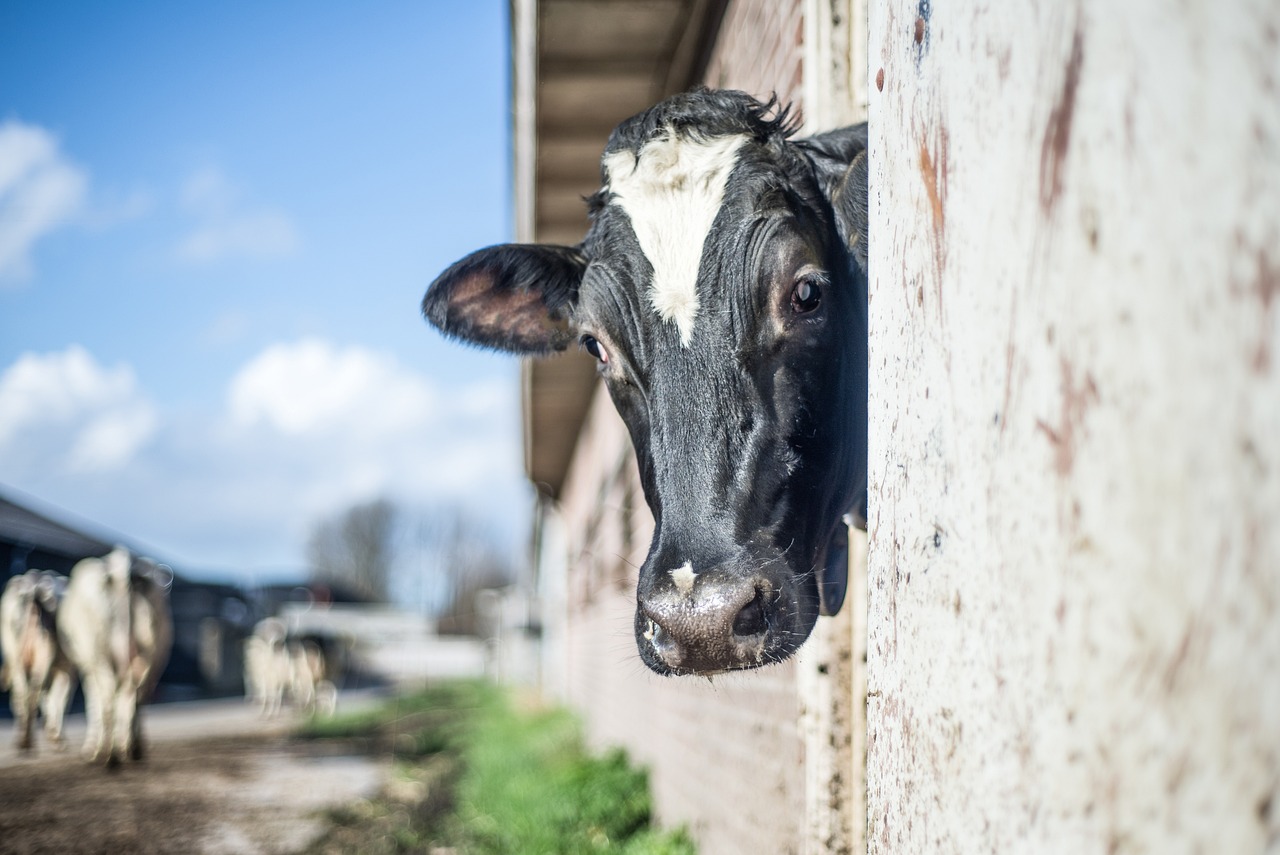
left=499, top=1, right=1279, bottom=854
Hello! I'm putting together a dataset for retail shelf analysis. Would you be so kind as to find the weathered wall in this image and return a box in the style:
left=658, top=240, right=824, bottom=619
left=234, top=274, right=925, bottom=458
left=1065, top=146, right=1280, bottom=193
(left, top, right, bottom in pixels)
left=866, top=1, right=1280, bottom=852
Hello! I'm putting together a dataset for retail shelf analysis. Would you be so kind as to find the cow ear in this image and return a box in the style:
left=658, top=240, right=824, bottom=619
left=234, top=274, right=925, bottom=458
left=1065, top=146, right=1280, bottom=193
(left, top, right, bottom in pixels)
left=797, top=124, right=869, bottom=273
left=422, top=243, right=588, bottom=355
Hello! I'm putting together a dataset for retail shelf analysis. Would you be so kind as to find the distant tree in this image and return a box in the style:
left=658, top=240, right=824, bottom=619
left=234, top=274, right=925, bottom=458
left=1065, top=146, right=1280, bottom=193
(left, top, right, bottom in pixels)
left=416, top=508, right=515, bottom=635
left=306, top=497, right=397, bottom=601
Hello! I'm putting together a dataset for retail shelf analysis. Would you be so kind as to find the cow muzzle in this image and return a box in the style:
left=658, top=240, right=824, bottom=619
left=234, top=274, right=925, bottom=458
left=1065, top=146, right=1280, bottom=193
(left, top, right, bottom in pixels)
left=635, top=562, right=810, bottom=675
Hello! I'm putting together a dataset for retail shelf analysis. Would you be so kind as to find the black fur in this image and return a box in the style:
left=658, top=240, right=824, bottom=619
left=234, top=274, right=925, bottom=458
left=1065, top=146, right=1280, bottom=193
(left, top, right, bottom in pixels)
left=422, top=243, right=587, bottom=354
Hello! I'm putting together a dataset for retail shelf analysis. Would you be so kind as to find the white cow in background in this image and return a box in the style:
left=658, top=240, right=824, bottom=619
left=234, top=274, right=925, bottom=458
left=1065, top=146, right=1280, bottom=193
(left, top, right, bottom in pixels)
left=243, top=617, right=289, bottom=717
left=0, top=570, right=76, bottom=751
left=243, top=617, right=334, bottom=717
left=58, top=546, right=173, bottom=766
left=289, top=637, right=335, bottom=715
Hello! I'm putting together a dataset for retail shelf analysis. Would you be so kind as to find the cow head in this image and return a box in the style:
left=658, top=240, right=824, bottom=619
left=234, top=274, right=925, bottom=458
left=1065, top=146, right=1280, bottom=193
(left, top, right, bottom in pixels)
left=423, top=89, right=868, bottom=675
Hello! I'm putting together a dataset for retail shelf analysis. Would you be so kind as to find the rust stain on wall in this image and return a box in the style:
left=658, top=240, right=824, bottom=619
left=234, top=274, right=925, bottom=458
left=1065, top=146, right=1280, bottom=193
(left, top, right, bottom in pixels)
left=1162, top=619, right=1201, bottom=693
left=918, top=129, right=949, bottom=318
left=1249, top=249, right=1278, bottom=373
left=1039, top=26, right=1085, bottom=215
left=1000, top=290, right=1020, bottom=437
left=1034, top=357, right=1099, bottom=478
left=1230, top=233, right=1278, bottom=374
left=919, top=142, right=946, bottom=239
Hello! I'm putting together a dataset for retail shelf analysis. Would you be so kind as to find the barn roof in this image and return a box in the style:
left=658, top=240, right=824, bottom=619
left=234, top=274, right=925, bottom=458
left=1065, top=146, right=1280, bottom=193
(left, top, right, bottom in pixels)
left=0, top=488, right=114, bottom=561
left=516, top=0, right=728, bottom=498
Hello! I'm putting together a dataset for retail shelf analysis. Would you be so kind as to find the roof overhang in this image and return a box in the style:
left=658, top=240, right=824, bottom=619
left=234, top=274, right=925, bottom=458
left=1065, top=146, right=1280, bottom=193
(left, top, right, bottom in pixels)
left=514, top=0, right=727, bottom=498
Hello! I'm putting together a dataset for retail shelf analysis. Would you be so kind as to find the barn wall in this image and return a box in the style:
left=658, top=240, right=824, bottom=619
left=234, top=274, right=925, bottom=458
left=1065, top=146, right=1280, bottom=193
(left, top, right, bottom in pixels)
left=866, top=1, right=1280, bottom=852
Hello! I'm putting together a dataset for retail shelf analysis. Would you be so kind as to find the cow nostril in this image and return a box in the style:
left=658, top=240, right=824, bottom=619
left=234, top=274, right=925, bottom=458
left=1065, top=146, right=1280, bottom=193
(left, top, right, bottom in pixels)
left=732, top=589, right=769, bottom=637
left=646, top=619, right=675, bottom=656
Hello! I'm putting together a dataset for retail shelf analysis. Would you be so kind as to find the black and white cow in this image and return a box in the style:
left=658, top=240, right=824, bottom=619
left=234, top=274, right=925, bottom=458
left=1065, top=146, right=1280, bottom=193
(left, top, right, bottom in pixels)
left=58, top=546, right=173, bottom=765
left=0, top=570, right=75, bottom=751
left=424, top=89, right=868, bottom=676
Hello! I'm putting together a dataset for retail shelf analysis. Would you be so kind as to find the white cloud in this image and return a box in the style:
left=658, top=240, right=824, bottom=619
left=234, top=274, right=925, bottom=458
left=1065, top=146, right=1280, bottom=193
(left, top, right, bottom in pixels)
left=0, top=340, right=527, bottom=572
left=216, top=339, right=524, bottom=562
left=175, top=166, right=299, bottom=263
left=0, top=346, right=158, bottom=472
left=0, top=120, right=88, bottom=282
left=68, top=405, right=160, bottom=472
left=228, top=338, right=436, bottom=436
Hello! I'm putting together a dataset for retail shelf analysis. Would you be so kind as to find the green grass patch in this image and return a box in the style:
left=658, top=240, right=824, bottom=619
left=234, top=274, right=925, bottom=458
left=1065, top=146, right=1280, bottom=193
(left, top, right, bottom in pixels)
left=297, top=680, right=694, bottom=855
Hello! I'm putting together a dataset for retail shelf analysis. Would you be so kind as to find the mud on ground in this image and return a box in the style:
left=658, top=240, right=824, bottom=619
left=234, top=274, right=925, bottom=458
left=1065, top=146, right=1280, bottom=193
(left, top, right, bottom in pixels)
left=0, top=734, right=387, bottom=855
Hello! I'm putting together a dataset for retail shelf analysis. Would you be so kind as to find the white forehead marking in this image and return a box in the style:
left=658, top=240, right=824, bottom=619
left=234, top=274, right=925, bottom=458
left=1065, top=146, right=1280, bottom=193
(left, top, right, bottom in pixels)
left=603, top=130, right=749, bottom=347
left=670, top=561, right=697, bottom=597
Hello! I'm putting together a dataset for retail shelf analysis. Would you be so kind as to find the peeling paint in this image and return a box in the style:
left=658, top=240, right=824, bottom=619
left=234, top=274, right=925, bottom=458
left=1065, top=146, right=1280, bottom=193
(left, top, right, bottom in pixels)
left=912, top=0, right=931, bottom=66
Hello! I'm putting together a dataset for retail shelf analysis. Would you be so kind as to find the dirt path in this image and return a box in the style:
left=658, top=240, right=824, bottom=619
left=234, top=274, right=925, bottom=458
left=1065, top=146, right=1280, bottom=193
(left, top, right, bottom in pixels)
left=0, top=699, right=389, bottom=854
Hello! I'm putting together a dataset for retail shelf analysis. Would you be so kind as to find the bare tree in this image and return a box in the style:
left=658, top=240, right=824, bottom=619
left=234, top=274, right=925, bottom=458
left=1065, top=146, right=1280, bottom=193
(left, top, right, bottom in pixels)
left=306, top=498, right=397, bottom=601
left=415, top=508, right=515, bottom=634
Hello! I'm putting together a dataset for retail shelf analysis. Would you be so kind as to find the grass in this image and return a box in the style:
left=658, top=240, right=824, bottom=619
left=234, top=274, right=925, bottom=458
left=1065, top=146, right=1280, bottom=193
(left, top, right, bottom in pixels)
left=295, top=681, right=695, bottom=854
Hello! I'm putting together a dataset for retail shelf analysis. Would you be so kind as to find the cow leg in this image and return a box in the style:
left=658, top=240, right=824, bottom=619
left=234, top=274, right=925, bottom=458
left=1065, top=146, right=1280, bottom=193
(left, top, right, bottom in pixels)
left=263, top=658, right=283, bottom=718
left=9, top=670, right=34, bottom=751
left=129, top=694, right=147, bottom=761
left=80, top=666, right=111, bottom=763
left=111, top=679, right=138, bottom=766
left=315, top=680, right=337, bottom=716
left=130, top=717, right=145, bottom=760
left=42, top=666, right=75, bottom=749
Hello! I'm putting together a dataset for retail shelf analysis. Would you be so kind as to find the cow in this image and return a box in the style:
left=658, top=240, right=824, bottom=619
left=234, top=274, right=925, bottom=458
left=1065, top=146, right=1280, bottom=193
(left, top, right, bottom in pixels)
left=422, top=89, right=869, bottom=676
left=0, top=570, right=76, bottom=751
left=243, top=617, right=290, bottom=717
left=243, top=618, right=334, bottom=717
left=288, top=638, right=333, bottom=715
left=58, top=546, right=173, bottom=765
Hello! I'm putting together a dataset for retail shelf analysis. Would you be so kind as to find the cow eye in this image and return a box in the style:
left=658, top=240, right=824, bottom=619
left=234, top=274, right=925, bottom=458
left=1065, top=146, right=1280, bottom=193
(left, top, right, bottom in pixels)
left=581, top=335, right=609, bottom=364
left=791, top=277, right=823, bottom=313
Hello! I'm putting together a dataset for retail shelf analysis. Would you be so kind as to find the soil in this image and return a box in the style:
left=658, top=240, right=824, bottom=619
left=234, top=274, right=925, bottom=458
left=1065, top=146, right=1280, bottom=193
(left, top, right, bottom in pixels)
left=0, top=733, right=388, bottom=855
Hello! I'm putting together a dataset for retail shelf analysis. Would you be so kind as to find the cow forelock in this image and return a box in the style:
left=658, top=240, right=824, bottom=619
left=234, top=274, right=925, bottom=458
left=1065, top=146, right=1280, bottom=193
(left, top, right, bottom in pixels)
left=603, top=129, right=748, bottom=348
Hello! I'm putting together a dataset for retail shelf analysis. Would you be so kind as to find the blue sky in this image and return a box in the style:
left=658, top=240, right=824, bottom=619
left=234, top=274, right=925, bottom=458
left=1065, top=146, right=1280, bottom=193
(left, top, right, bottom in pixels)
left=0, top=1, right=530, bottom=586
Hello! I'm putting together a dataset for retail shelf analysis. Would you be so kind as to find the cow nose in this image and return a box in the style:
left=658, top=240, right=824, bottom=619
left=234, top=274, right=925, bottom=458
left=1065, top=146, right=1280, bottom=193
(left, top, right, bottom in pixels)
left=640, top=574, right=776, bottom=673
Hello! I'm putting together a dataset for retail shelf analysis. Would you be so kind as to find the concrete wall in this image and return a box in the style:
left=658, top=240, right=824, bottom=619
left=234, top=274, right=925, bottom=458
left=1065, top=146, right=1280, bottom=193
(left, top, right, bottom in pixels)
left=865, top=1, right=1280, bottom=852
